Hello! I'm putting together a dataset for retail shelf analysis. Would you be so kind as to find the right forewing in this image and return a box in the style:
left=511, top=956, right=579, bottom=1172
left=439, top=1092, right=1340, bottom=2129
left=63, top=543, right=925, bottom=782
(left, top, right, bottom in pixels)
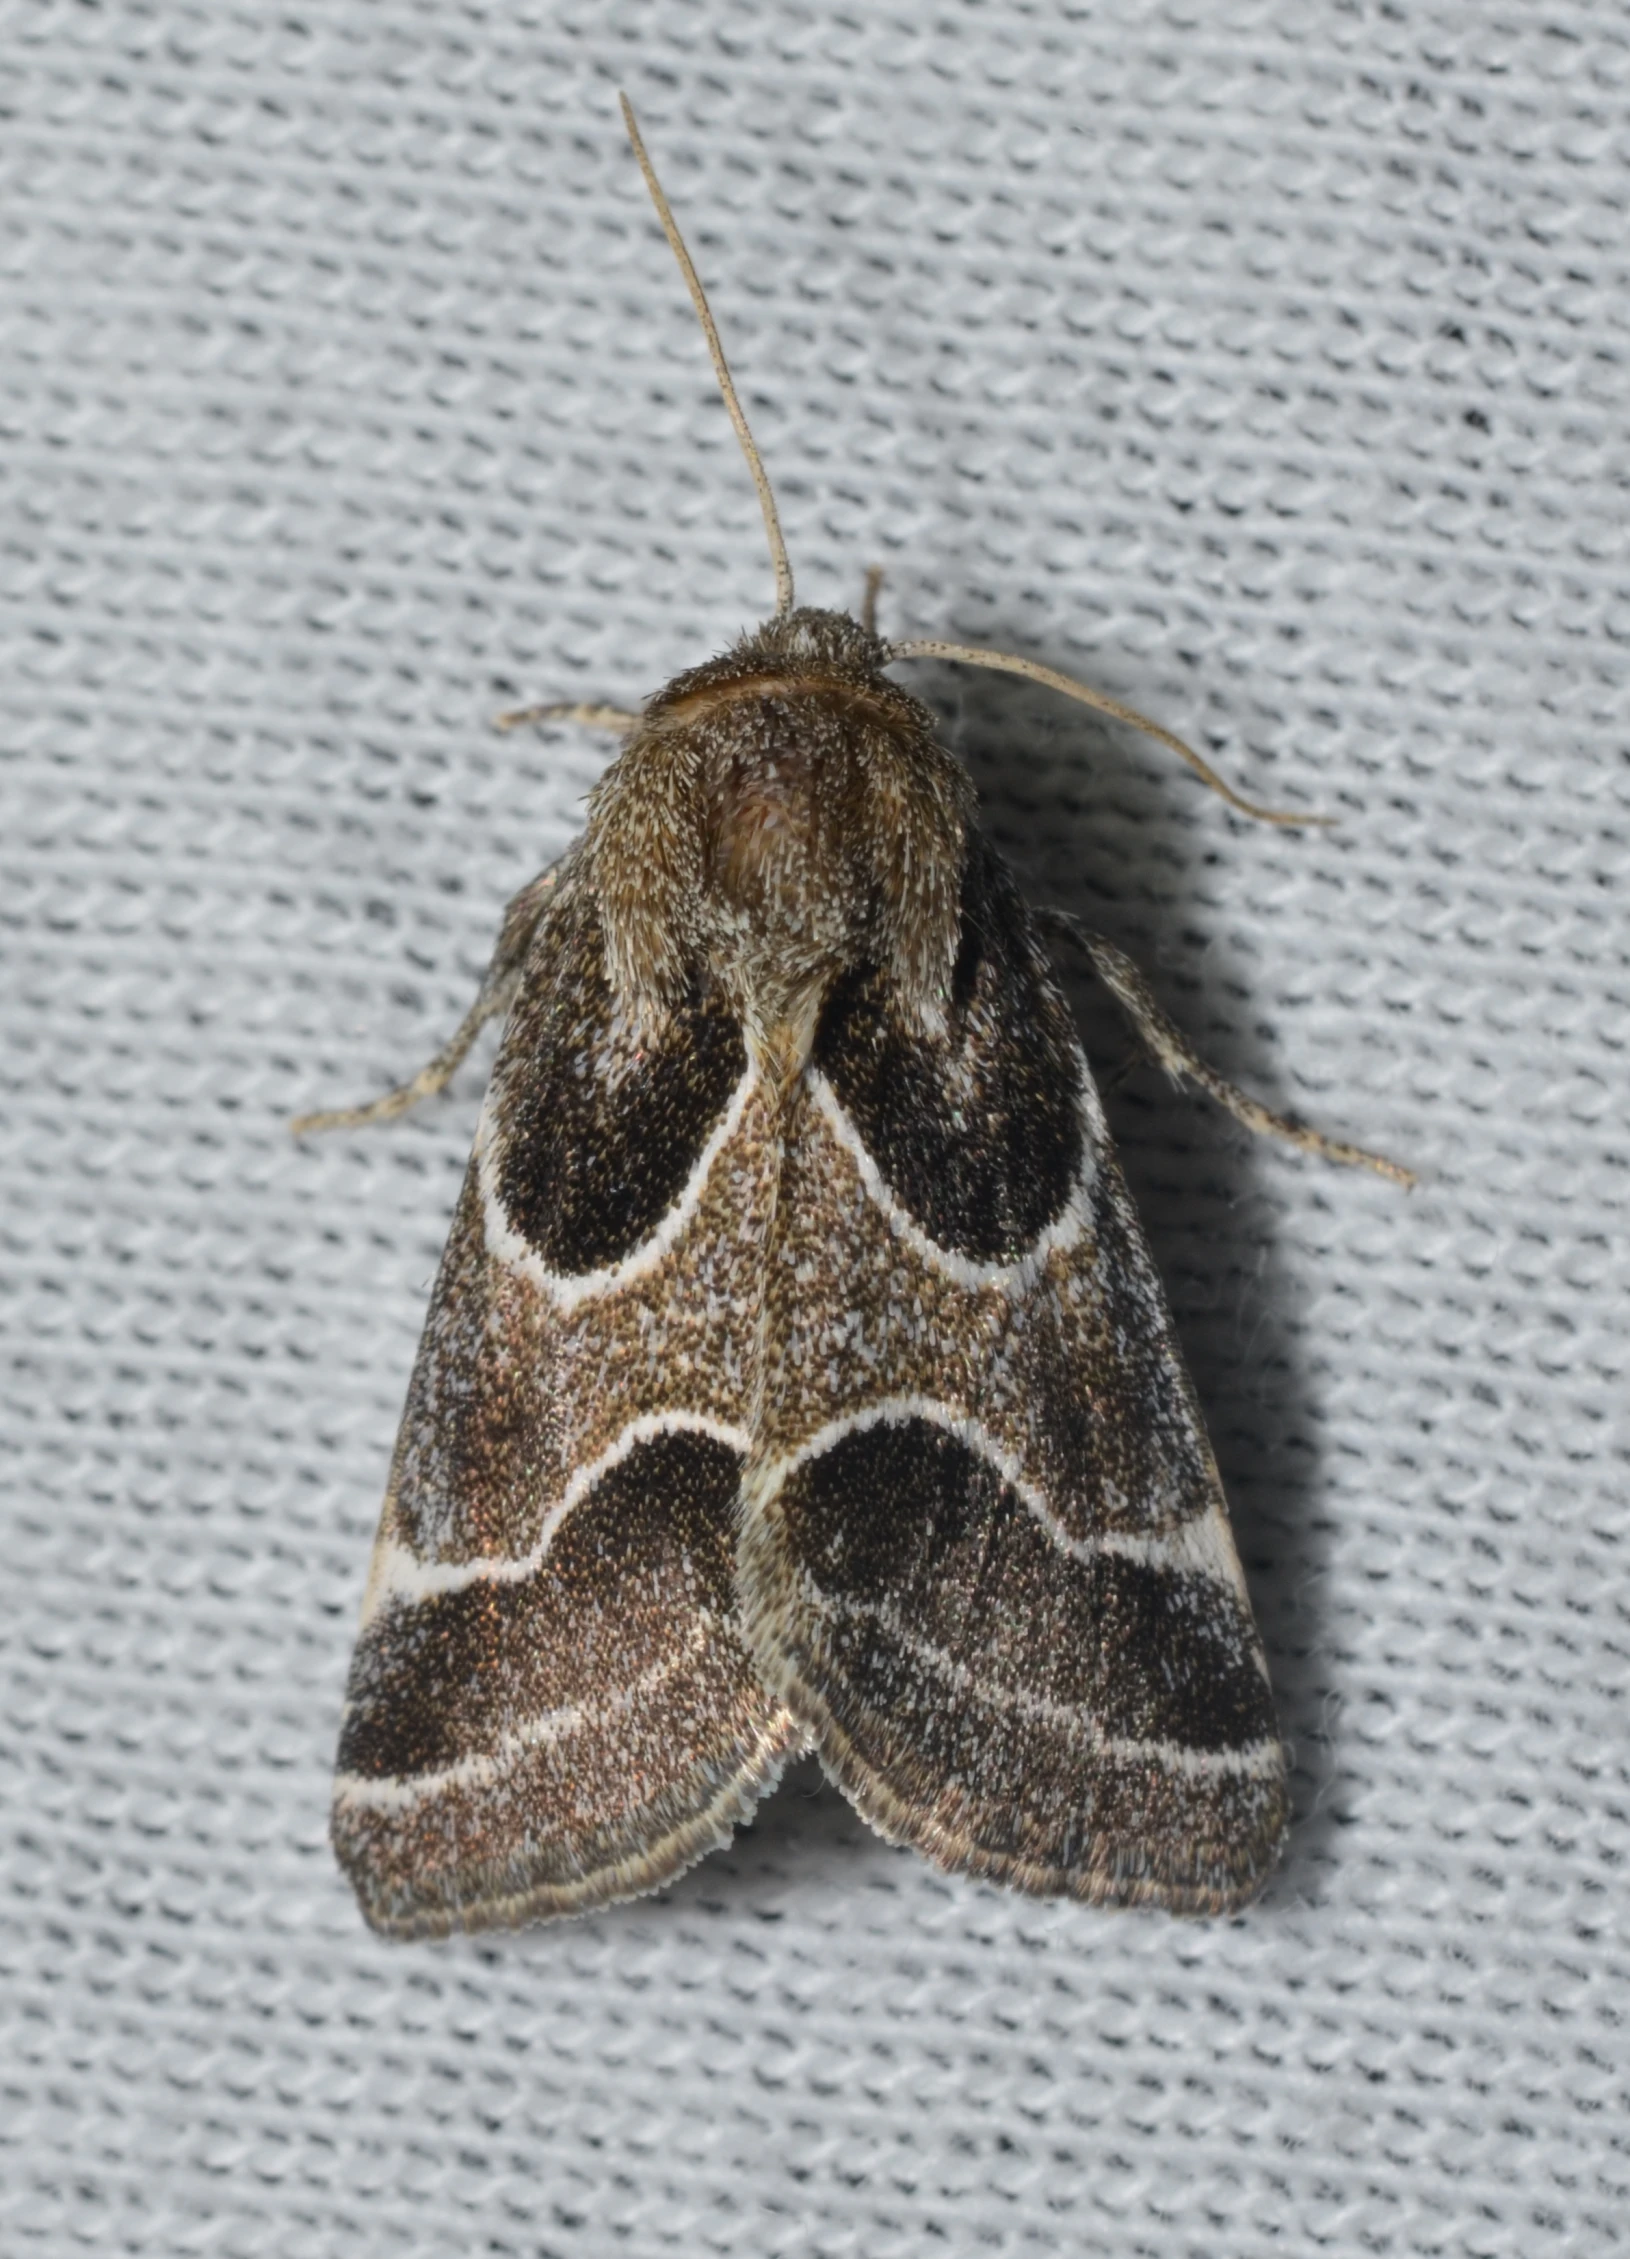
left=741, top=836, right=1287, bottom=1913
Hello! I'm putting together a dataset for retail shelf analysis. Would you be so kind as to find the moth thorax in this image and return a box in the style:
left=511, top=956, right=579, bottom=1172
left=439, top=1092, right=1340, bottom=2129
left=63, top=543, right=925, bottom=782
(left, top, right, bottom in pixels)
left=701, top=696, right=881, bottom=1005
left=585, top=625, right=974, bottom=1061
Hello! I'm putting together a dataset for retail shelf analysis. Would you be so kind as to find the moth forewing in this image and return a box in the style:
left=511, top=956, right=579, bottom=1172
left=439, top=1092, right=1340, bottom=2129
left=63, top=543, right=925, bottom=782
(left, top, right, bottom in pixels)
left=735, top=830, right=1287, bottom=1915
left=329, top=854, right=803, bottom=1937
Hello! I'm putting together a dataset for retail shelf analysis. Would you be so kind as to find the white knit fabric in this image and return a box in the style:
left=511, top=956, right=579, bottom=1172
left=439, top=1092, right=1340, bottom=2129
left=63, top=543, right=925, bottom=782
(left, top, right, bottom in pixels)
left=4, top=4, right=1625, bottom=2252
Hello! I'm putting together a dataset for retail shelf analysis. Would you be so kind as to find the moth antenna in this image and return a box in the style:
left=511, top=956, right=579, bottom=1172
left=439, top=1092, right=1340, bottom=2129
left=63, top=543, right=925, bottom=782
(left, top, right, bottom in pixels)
left=886, top=638, right=1331, bottom=828
left=620, top=93, right=795, bottom=619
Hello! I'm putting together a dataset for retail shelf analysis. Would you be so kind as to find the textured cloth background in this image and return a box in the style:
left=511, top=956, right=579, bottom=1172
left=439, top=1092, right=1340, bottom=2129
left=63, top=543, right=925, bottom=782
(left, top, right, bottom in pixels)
left=3, top=3, right=1626, bottom=2253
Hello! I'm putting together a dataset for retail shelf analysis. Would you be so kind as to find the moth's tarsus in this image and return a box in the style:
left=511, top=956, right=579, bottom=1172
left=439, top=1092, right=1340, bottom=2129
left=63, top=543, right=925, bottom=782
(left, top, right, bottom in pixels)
left=860, top=565, right=885, bottom=638
left=291, top=993, right=501, bottom=1137
left=887, top=637, right=1331, bottom=827
left=1041, top=909, right=1415, bottom=1186
left=620, top=92, right=796, bottom=621
left=294, top=867, right=559, bottom=1137
left=495, top=700, right=641, bottom=735
left=290, top=1029, right=485, bottom=1137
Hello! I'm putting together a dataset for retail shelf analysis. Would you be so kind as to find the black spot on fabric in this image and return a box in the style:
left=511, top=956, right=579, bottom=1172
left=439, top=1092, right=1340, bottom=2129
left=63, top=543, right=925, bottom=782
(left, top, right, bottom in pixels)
left=814, top=835, right=1082, bottom=1261
left=495, top=914, right=745, bottom=1275
left=781, top=1416, right=1273, bottom=1756
left=339, top=1430, right=744, bottom=1782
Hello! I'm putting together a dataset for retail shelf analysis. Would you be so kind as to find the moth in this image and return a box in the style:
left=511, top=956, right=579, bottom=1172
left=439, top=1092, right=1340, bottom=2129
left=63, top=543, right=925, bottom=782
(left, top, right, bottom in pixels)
left=299, top=98, right=1408, bottom=1938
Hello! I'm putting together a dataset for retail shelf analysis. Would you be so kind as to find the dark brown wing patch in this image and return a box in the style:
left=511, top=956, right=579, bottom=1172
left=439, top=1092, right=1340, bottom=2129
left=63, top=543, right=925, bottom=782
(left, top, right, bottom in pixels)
left=812, top=838, right=1083, bottom=1261
left=338, top=1429, right=749, bottom=1783
left=490, top=889, right=746, bottom=1276
left=746, top=1406, right=1283, bottom=1912
left=334, top=1429, right=795, bottom=1936
left=777, top=1417, right=1275, bottom=1757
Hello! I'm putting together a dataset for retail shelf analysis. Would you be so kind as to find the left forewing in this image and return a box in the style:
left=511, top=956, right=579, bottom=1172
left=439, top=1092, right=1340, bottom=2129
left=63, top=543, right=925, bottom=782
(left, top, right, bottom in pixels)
left=331, top=878, right=801, bottom=1936
left=740, top=835, right=1287, bottom=1914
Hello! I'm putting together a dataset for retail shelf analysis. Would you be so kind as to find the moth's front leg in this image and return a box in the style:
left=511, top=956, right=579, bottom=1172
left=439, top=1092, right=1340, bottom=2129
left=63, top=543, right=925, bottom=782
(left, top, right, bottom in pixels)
left=292, top=859, right=568, bottom=1135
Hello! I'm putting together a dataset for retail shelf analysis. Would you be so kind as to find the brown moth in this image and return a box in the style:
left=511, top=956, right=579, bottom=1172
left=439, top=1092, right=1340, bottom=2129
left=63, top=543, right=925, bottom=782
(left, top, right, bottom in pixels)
left=299, top=97, right=1408, bottom=1938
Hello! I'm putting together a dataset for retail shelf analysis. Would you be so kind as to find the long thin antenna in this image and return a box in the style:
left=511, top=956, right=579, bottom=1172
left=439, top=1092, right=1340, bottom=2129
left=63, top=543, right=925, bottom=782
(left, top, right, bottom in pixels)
left=885, top=638, right=1328, bottom=827
left=620, top=93, right=794, bottom=618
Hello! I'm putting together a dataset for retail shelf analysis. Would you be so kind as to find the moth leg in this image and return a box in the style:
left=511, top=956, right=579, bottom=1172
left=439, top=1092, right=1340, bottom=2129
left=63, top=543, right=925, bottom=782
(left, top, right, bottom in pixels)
left=494, top=700, right=641, bottom=734
left=1099, top=1042, right=1144, bottom=1097
left=292, top=863, right=564, bottom=1135
left=1040, top=909, right=1415, bottom=1187
left=859, top=566, right=885, bottom=638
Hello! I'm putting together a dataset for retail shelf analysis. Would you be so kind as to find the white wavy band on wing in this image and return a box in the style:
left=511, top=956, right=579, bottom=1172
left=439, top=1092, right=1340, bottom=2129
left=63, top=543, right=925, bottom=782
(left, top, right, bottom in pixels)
left=333, top=1616, right=718, bottom=1810
left=360, top=1408, right=752, bottom=1625
left=478, top=1063, right=760, bottom=1311
left=807, top=1070, right=1098, bottom=1295
left=746, top=1394, right=1249, bottom=1602
left=791, top=1576, right=1282, bottom=1781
